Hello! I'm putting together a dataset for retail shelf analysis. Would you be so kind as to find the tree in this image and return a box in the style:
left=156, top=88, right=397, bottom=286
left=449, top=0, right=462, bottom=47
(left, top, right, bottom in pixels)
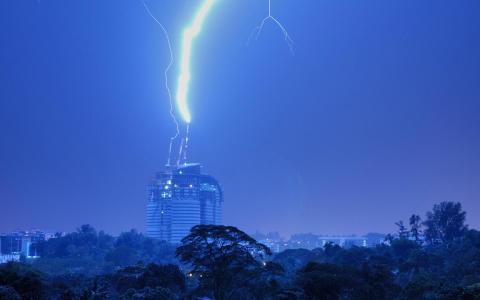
left=175, top=225, right=272, bottom=300
left=384, top=234, right=395, bottom=244
left=352, top=263, right=400, bottom=300
left=395, top=220, right=409, bottom=239
left=0, top=286, right=21, bottom=300
left=409, top=214, right=422, bottom=243
left=331, top=246, right=371, bottom=269
left=122, top=287, right=176, bottom=300
left=223, top=261, right=285, bottom=300
left=296, top=262, right=352, bottom=300
left=423, top=202, right=468, bottom=244
left=389, top=238, right=420, bottom=265
left=111, top=263, right=185, bottom=297
left=0, top=262, right=44, bottom=300
left=273, top=248, right=320, bottom=274
left=324, top=242, right=342, bottom=258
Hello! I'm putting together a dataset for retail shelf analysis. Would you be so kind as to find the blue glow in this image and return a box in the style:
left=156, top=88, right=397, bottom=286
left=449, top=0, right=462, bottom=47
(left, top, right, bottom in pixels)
left=177, top=0, right=216, bottom=124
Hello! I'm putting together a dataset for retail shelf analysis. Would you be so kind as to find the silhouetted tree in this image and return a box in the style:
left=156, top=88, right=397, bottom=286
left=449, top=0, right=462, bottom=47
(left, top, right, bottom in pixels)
left=324, top=242, right=342, bottom=258
left=296, top=262, right=352, bottom=300
left=384, top=233, right=395, bottom=244
left=409, top=214, right=422, bottom=242
left=351, top=263, right=400, bottom=300
left=111, top=263, right=185, bottom=297
left=34, top=226, right=176, bottom=275
left=0, top=286, right=21, bottom=300
left=122, top=286, right=177, bottom=300
left=1, top=202, right=479, bottom=299
left=395, top=220, right=409, bottom=239
left=223, top=260, right=286, bottom=300
left=390, top=237, right=421, bottom=266
left=175, top=225, right=272, bottom=300
left=274, top=248, right=321, bottom=274
left=331, top=246, right=372, bottom=269
left=423, top=202, right=467, bottom=244
left=0, top=262, right=44, bottom=300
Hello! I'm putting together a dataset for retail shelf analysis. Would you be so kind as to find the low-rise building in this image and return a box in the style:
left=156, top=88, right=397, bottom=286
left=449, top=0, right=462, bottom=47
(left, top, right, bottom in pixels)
left=0, top=231, right=48, bottom=258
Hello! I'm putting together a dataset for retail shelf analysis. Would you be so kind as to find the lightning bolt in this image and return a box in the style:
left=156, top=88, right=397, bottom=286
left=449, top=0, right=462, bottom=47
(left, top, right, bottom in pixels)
left=176, top=0, right=216, bottom=165
left=177, top=0, right=215, bottom=125
left=141, top=0, right=179, bottom=166
left=249, top=0, right=294, bottom=53
left=142, top=0, right=293, bottom=166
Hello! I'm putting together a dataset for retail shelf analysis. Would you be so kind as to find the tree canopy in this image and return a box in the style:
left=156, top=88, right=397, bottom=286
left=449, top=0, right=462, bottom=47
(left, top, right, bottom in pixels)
left=423, top=201, right=468, bottom=244
left=176, top=225, right=280, bottom=300
left=1, top=202, right=479, bottom=299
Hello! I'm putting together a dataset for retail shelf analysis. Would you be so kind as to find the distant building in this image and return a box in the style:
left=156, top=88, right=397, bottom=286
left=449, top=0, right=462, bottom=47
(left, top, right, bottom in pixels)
left=252, top=232, right=386, bottom=253
left=317, top=236, right=368, bottom=248
left=274, top=235, right=359, bottom=252
left=0, top=254, right=20, bottom=264
left=146, top=163, right=223, bottom=244
left=0, top=231, right=47, bottom=258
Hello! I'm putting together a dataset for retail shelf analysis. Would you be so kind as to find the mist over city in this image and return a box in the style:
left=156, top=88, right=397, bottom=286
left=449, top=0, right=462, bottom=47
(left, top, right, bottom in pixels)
left=1, top=1, right=479, bottom=299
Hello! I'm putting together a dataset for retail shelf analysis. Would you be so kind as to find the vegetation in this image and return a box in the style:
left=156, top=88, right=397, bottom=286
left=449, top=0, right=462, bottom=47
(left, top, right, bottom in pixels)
left=33, top=225, right=177, bottom=275
left=176, top=225, right=282, bottom=300
left=1, top=201, right=480, bottom=299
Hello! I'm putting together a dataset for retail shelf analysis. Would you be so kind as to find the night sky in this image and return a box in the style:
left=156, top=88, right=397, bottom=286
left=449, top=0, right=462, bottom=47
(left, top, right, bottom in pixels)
left=1, top=0, right=479, bottom=237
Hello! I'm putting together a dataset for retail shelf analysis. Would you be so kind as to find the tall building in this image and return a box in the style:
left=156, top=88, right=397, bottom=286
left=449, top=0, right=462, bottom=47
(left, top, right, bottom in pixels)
left=146, top=163, right=223, bottom=244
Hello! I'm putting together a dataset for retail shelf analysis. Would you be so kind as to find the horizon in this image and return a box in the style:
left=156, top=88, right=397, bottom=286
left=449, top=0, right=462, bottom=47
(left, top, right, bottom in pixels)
left=1, top=0, right=479, bottom=236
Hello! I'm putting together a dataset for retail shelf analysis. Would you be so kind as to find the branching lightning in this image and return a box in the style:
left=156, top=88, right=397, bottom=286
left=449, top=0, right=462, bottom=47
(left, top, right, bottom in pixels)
left=141, top=0, right=179, bottom=166
left=249, top=0, right=294, bottom=53
left=141, top=0, right=295, bottom=167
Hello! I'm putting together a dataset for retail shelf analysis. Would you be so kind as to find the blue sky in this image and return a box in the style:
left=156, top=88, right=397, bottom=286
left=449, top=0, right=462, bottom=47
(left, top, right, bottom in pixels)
left=1, top=0, right=479, bottom=236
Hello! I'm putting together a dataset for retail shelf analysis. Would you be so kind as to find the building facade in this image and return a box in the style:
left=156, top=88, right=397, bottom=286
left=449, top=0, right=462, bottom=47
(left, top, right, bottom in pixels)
left=146, top=163, right=223, bottom=244
left=0, top=231, right=46, bottom=258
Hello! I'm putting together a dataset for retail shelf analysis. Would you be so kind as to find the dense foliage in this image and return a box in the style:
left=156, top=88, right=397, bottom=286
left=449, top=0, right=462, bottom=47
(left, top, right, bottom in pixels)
left=1, top=201, right=480, bottom=299
left=33, top=225, right=177, bottom=275
left=176, top=225, right=281, bottom=300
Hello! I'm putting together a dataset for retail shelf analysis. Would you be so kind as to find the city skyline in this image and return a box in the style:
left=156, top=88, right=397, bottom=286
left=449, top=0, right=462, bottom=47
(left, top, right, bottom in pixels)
left=1, top=0, right=479, bottom=236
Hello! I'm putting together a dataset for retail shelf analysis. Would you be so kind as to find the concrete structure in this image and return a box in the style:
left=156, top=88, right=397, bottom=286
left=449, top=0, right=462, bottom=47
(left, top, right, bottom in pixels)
left=146, top=163, right=223, bottom=244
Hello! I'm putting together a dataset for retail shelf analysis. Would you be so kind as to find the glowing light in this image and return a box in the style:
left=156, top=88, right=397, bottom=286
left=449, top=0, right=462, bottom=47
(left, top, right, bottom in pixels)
left=177, top=0, right=216, bottom=124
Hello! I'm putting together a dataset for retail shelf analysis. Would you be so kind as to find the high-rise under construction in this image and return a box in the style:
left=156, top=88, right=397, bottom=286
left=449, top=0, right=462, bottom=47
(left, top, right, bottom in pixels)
left=146, top=163, right=223, bottom=243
